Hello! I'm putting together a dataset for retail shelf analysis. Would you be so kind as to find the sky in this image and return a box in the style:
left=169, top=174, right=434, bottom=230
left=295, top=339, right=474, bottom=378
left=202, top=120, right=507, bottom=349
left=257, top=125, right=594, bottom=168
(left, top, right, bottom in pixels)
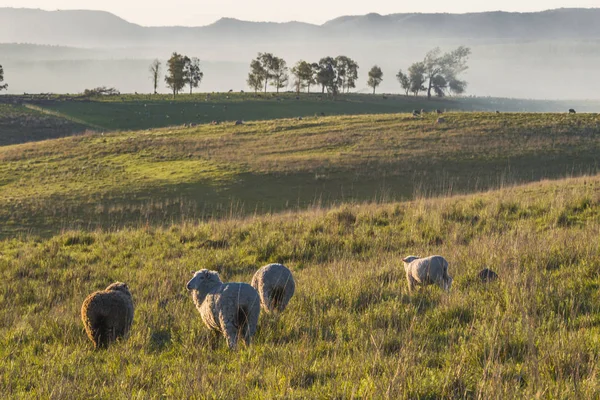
left=0, top=0, right=598, bottom=26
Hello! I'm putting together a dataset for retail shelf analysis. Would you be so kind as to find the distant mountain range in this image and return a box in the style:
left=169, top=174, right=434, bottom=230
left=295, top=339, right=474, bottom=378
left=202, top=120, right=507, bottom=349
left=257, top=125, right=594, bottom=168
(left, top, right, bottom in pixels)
left=1, top=7, right=600, bottom=47
left=1, top=8, right=599, bottom=99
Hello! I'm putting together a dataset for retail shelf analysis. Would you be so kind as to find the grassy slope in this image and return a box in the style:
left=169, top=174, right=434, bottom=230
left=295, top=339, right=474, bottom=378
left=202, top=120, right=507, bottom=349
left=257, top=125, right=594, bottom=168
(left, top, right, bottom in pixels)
left=36, top=93, right=600, bottom=132
left=0, top=104, right=88, bottom=146
left=1, top=112, right=599, bottom=237
left=1, top=174, right=599, bottom=398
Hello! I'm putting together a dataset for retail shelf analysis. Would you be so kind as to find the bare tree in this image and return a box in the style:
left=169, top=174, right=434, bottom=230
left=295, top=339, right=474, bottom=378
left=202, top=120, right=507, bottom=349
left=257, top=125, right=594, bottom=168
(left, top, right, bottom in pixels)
left=149, top=59, right=162, bottom=94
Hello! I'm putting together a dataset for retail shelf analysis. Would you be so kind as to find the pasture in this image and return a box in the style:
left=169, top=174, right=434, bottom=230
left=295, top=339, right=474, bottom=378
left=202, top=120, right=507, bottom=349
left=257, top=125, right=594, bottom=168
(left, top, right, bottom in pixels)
left=1, top=174, right=599, bottom=398
left=0, top=112, right=599, bottom=237
left=9, top=93, right=600, bottom=133
left=1, top=104, right=600, bottom=398
left=0, top=104, right=87, bottom=146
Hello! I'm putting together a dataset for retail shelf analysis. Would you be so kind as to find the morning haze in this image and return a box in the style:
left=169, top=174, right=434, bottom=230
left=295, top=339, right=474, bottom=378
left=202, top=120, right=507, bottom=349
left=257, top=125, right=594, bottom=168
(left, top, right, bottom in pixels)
left=0, top=3, right=599, bottom=98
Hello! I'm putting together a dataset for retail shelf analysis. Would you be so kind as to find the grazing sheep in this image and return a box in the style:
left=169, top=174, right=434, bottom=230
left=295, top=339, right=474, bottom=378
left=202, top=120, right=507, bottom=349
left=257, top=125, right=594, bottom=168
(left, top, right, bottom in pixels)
left=186, top=270, right=260, bottom=349
left=251, top=263, right=296, bottom=314
left=569, top=109, right=576, bottom=114
left=412, top=109, right=421, bottom=115
left=478, top=268, right=499, bottom=283
left=496, top=110, right=501, bottom=114
left=81, top=282, right=134, bottom=349
left=436, top=109, right=443, bottom=114
left=436, top=117, right=446, bottom=124
left=235, top=120, right=244, bottom=126
left=402, top=255, right=453, bottom=293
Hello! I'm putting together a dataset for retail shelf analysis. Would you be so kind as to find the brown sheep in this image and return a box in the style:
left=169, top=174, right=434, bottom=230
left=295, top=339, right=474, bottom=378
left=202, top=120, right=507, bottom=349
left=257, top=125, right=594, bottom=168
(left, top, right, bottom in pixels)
left=81, top=282, right=134, bottom=349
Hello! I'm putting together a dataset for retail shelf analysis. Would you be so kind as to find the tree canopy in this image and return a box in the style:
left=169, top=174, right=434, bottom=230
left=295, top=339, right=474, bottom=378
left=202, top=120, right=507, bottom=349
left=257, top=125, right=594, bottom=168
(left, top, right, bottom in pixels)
left=423, top=46, right=471, bottom=99
left=184, top=57, right=204, bottom=94
left=396, top=69, right=410, bottom=96
left=367, top=65, right=383, bottom=94
left=164, top=52, right=187, bottom=96
left=291, top=60, right=314, bottom=94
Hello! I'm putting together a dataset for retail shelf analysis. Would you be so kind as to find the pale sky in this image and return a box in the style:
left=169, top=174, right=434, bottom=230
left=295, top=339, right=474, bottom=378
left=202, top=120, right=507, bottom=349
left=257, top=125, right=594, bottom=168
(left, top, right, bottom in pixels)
left=0, top=0, right=598, bottom=26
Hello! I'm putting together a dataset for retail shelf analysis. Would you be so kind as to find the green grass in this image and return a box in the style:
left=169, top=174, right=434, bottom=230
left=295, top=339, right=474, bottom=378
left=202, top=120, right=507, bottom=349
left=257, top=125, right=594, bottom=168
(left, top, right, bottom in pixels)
left=0, top=104, right=87, bottom=146
left=29, top=93, right=600, bottom=133
left=1, top=174, right=600, bottom=398
left=0, top=112, right=599, bottom=237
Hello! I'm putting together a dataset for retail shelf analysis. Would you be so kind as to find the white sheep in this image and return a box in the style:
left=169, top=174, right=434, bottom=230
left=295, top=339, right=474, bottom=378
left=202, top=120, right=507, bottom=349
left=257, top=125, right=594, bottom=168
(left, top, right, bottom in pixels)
left=402, top=255, right=453, bottom=293
left=251, top=263, right=296, bottom=314
left=186, top=269, right=261, bottom=349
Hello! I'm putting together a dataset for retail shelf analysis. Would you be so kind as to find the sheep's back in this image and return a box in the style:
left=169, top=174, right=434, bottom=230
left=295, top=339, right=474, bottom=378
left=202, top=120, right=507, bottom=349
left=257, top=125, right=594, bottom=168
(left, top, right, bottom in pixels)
left=251, top=264, right=295, bottom=293
left=408, top=256, right=448, bottom=282
left=201, top=283, right=260, bottom=328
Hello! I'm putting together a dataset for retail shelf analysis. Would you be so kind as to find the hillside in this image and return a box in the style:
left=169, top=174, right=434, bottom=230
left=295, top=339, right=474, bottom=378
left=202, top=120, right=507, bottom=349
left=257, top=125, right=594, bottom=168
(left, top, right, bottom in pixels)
left=0, top=104, right=87, bottom=146
left=1, top=173, right=599, bottom=397
left=0, top=112, right=598, bottom=237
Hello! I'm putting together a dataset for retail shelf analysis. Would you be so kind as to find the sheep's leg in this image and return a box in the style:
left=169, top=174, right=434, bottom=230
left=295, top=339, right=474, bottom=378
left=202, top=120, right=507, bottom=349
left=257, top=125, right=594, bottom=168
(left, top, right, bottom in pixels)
left=406, top=273, right=416, bottom=293
left=223, top=321, right=238, bottom=350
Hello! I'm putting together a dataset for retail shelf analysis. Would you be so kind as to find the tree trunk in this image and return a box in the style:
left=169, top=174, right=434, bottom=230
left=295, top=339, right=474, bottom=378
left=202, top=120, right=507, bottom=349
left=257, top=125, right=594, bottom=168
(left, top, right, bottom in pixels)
left=373, top=86, right=376, bottom=95
left=264, top=78, right=268, bottom=94
left=427, top=77, right=433, bottom=100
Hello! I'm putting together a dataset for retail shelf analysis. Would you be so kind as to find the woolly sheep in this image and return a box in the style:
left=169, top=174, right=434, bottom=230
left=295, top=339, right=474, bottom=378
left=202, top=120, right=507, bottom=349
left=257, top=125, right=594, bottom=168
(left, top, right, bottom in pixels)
left=251, top=263, right=296, bottom=314
left=186, top=269, right=260, bottom=349
left=81, top=282, right=134, bottom=349
left=402, top=255, right=453, bottom=293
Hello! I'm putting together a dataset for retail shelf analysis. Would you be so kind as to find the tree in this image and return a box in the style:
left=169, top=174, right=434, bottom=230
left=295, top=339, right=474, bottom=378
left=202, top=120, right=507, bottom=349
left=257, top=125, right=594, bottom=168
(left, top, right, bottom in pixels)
left=335, top=56, right=359, bottom=93
left=270, top=57, right=289, bottom=93
left=408, top=62, right=427, bottom=96
left=423, top=46, right=471, bottom=99
left=0, top=64, right=7, bottom=92
left=309, top=63, right=320, bottom=93
left=149, top=59, right=162, bottom=94
left=184, top=57, right=203, bottom=94
left=316, top=57, right=338, bottom=95
left=396, top=69, right=410, bottom=96
left=291, top=60, right=312, bottom=95
left=256, top=53, right=275, bottom=93
left=165, top=52, right=187, bottom=97
left=367, top=65, right=383, bottom=94
left=247, top=59, right=265, bottom=93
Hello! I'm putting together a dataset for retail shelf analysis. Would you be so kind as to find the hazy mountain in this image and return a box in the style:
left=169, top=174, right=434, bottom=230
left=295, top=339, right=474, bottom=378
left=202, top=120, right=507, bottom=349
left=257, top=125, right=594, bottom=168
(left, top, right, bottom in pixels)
left=1, top=7, right=600, bottom=47
left=1, top=8, right=599, bottom=99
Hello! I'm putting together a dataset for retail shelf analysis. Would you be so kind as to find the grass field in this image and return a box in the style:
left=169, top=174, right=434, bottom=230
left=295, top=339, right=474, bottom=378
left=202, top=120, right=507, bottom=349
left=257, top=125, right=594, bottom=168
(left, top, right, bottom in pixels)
left=12, top=93, right=600, bottom=133
left=1, top=174, right=599, bottom=398
left=0, top=104, right=87, bottom=146
left=1, top=112, right=599, bottom=237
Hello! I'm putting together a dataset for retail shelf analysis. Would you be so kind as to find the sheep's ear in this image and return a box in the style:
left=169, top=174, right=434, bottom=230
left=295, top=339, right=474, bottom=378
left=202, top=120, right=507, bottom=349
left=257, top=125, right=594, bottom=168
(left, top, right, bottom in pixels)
left=402, top=257, right=411, bottom=263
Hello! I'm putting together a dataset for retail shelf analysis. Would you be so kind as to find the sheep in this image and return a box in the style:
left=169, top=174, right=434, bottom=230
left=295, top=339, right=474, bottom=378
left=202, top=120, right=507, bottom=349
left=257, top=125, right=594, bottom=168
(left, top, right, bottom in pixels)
left=402, top=255, right=452, bottom=293
left=478, top=268, right=499, bottom=283
left=235, top=120, right=244, bottom=126
left=186, top=269, right=260, bottom=349
left=569, top=109, right=576, bottom=114
left=436, top=117, right=446, bottom=124
left=436, top=109, right=443, bottom=114
left=81, top=282, right=134, bottom=349
left=251, top=263, right=296, bottom=314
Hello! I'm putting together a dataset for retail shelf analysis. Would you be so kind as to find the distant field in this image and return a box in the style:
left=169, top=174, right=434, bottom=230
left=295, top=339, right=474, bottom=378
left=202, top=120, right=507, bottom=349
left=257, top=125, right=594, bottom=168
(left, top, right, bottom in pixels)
left=22, top=93, right=600, bottom=133
left=1, top=174, right=599, bottom=398
left=0, top=112, right=598, bottom=237
left=0, top=104, right=87, bottom=146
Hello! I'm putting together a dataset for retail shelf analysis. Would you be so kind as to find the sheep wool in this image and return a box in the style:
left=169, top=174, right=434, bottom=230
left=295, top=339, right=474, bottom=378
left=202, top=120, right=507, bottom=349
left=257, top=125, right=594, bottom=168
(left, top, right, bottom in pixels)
left=187, top=269, right=260, bottom=349
left=402, top=255, right=453, bottom=293
left=251, top=263, right=295, bottom=314
left=81, top=282, right=134, bottom=349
